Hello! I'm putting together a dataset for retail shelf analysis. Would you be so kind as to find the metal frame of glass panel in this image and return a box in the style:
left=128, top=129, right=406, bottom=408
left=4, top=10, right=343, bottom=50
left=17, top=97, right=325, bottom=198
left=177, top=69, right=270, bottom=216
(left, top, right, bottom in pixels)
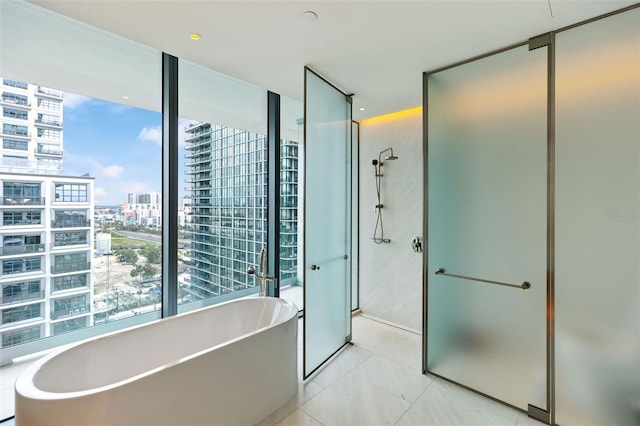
left=351, top=120, right=360, bottom=312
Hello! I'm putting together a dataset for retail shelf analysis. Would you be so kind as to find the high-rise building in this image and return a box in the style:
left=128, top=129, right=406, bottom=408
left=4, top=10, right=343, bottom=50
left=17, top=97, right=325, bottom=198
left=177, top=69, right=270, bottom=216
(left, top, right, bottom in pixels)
left=123, top=192, right=161, bottom=227
left=183, top=122, right=299, bottom=301
left=0, top=78, right=95, bottom=348
left=279, top=140, right=298, bottom=283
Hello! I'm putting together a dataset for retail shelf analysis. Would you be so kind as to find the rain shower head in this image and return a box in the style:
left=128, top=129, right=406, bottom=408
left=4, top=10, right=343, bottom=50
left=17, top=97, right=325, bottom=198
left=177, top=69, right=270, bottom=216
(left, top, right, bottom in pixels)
left=378, top=147, right=398, bottom=163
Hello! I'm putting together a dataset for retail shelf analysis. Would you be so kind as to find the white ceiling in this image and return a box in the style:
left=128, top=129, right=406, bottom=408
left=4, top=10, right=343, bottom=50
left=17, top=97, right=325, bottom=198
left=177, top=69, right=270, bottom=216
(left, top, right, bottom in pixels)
left=28, top=0, right=638, bottom=120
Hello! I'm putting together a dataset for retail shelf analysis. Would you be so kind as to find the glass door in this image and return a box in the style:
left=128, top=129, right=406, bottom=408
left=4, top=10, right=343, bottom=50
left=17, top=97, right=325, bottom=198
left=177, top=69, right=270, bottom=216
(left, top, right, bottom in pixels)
left=426, top=44, right=548, bottom=411
left=303, top=68, right=352, bottom=378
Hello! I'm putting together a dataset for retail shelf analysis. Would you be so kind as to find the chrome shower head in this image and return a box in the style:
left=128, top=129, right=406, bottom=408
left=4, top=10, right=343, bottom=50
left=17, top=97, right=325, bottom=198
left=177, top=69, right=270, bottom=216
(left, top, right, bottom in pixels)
left=378, top=147, right=398, bottom=163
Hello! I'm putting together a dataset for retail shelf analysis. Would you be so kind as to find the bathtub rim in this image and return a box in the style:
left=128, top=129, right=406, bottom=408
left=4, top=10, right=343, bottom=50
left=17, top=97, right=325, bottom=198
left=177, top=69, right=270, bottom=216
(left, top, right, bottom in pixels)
left=15, top=296, right=297, bottom=400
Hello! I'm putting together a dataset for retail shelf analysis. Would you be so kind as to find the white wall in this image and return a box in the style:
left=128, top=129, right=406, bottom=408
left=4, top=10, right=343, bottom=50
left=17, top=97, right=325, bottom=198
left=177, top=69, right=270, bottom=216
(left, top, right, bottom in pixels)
left=358, top=109, right=422, bottom=332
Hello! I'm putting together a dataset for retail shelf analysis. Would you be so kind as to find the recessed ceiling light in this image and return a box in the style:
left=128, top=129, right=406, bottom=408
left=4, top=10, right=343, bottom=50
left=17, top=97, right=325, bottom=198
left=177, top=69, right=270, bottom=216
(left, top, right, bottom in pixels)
left=190, top=33, right=201, bottom=41
left=122, top=96, right=129, bottom=100
left=302, top=11, right=318, bottom=21
left=359, top=107, right=366, bottom=111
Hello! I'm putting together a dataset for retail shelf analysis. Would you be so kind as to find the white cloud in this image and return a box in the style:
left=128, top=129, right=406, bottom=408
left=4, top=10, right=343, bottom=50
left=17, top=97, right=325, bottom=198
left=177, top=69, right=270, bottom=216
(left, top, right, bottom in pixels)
left=94, top=188, right=108, bottom=204
left=62, top=153, right=102, bottom=176
left=63, top=93, right=91, bottom=109
left=138, top=119, right=195, bottom=147
left=101, top=164, right=124, bottom=178
left=138, top=126, right=162, bottom=144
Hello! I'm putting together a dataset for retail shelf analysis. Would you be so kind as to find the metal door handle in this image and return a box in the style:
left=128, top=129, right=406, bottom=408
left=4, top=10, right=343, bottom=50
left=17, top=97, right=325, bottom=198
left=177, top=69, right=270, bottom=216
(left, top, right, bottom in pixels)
left=435, top=268, right=531, bottom=290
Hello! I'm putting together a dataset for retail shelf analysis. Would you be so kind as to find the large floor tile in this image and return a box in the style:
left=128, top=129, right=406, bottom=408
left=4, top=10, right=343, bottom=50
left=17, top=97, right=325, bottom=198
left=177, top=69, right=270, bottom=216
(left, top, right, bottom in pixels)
left=351, top=354, right=432, bottom=403
left=308, top=343, right=373, bottom=388
left=352, top=316, right=422, bottom=369
left=301, top=374, right=411, bottom=426
left=395, top=379, right=519, bottom=426
left=0, top=359, right=34, bottom=392
left=256, top=380, right=324, bottom=426
left=0, top=388, right=14, bottom=421
left=279, top=409, right=324, bottom=426
left=0, top=356, right=45, bottom=420
left=515, top=413, right=546, bottom=426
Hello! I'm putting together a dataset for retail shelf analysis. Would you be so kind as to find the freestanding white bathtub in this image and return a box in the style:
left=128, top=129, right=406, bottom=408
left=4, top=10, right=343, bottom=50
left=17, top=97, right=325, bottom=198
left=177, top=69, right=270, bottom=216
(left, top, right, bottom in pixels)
left=15, top=297, right=298, bottom=426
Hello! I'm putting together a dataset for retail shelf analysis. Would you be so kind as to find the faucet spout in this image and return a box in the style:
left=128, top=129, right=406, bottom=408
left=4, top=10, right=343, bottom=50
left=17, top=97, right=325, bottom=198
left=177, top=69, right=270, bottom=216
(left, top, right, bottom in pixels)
left=259, top=248, right=268, bottom=277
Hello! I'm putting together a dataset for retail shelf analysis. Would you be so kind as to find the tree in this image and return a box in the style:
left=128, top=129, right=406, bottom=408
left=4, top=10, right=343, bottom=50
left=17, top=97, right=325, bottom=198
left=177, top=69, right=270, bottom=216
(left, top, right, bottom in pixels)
left=140, top=244, right=161, bottom=264
left=130, top=263, right=157, bottom=280
left=115, top=248, right=138, bottom=264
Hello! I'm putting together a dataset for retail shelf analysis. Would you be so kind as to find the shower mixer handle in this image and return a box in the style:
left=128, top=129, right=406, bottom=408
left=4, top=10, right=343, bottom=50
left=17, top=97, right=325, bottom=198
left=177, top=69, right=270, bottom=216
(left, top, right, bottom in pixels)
left=247, top=248, right=276, bottom=296
left=310, top=264, right=320, bottom=271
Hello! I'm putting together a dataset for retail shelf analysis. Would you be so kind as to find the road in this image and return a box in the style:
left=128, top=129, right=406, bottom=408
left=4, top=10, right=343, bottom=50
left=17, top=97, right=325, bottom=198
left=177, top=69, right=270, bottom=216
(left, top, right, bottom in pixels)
left=114, top=230, right=190, bottom=247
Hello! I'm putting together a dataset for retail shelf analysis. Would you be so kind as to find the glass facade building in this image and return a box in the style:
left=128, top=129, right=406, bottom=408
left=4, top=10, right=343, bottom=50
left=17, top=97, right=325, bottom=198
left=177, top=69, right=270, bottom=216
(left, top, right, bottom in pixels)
left=183, top=122, right=299, bottom=302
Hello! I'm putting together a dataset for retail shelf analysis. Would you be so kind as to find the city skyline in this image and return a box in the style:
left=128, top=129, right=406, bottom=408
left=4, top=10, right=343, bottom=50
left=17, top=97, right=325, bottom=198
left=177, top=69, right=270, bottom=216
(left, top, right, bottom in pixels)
left=61, top=93, right=195, bottom=205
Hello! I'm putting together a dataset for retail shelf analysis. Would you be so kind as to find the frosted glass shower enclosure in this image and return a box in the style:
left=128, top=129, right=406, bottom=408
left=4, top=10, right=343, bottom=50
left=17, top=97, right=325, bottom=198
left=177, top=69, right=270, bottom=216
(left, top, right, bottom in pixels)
left=424, top=5, right=640, bottom=424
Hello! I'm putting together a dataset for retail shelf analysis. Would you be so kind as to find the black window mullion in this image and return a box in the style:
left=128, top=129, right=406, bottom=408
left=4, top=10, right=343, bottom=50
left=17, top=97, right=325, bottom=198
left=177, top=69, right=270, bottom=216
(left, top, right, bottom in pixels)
left=161, top=53, right=178, bottom=317
left=267, top=91, right=281, bottom=297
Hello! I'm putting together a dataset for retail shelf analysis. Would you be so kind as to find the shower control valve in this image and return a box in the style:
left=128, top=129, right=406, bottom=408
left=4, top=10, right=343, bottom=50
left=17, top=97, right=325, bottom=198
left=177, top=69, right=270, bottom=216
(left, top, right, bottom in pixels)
left=412, top=236, right=423, bottom=253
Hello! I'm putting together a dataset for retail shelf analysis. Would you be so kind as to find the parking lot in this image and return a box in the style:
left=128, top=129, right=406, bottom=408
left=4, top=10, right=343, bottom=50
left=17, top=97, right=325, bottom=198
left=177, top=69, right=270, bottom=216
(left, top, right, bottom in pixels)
left=92, top=254, right=161, bottom=319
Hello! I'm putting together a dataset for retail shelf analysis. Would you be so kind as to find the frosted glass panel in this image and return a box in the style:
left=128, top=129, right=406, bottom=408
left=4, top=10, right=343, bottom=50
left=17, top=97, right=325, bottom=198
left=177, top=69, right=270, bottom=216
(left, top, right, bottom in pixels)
left=427, top=45, right=547, bottom=410
left=304, top=70, right=351, bottom=377
left=555, top=9, right=640, bottom=425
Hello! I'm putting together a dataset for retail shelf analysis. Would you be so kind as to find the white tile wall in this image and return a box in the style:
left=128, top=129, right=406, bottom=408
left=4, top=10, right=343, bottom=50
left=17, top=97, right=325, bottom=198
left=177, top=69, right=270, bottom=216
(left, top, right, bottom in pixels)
left=358, top=109, right=423, bottom=331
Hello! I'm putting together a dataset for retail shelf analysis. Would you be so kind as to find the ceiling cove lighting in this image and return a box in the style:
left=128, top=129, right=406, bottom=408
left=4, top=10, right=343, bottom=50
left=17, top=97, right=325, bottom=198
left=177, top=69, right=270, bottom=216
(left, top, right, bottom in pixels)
left=190, top=33, right=201, bottom=41
left=361, top=106, right=423, bottom=124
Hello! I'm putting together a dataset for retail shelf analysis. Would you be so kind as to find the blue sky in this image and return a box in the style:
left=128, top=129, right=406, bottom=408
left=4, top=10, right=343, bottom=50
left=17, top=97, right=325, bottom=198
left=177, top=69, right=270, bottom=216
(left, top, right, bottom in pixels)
left=62, top=93, right=190, bottom=205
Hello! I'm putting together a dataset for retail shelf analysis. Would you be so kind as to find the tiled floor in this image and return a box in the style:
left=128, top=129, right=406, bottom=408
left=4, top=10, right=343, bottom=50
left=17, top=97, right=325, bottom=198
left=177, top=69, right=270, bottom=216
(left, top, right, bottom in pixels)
left=1, top=314, right=542, bottom=426
left=0, top=354, right=41, bottom=422
left=258, top=315, right=542, bottom=426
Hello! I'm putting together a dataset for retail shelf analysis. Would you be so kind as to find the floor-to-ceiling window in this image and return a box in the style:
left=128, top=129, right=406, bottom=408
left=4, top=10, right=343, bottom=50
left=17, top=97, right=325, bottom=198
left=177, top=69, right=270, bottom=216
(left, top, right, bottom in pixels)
left=0, top=3, right=162, bottom=418
left=280, top=96, right=304, bottom=310
left=177, top=59, right=269, bottom=312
